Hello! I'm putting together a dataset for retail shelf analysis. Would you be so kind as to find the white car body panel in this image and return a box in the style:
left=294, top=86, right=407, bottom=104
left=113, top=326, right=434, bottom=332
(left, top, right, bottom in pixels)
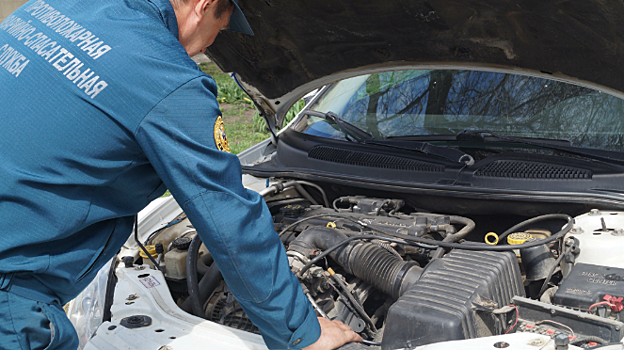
left=84, top=266, right=266, bottom=350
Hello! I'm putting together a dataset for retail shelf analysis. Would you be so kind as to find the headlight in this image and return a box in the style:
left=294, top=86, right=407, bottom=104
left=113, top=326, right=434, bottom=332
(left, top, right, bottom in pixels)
left=66, top=259, right=113, bottom=349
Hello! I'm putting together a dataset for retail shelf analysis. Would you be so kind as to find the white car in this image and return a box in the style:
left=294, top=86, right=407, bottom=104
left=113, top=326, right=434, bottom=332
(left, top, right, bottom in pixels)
left=68, top=1, right=624, bottom=349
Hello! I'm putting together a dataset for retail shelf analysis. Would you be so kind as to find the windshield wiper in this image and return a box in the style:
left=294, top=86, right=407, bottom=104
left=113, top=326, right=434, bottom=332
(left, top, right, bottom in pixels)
left=305, top=110, right=475, bottom=165
left=364, top=139, right=475, bottom=166
left=304, top=110, right=374, bottom=143
left=457, top=129, right=624, bottom=166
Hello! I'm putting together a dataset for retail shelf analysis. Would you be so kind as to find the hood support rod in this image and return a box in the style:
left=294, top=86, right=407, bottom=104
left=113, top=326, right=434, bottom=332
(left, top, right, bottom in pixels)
left=231, top=73, right=279, bottom=145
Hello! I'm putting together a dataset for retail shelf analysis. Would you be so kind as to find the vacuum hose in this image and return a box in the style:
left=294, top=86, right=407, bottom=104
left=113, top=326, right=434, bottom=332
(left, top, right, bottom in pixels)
left=431, top=215, right=476, bottom=259
left=289, top=227, right=422, bottom=299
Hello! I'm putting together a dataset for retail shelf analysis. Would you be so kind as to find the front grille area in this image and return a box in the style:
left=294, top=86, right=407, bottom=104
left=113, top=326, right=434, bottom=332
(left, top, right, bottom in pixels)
left=475, top=160, right=591, bottom=179
left=308, top=146, right=444, bottom=172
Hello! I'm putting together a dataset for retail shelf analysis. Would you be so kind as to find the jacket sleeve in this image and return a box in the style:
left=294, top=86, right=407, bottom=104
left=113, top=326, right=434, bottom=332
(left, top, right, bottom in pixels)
left=134, top=75, right=321, bottom=349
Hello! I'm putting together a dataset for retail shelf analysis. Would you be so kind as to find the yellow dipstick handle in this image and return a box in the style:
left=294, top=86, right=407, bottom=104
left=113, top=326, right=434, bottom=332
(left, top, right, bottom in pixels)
left=327, top=268, right=335, bottom=276
left=485, top=232, right=499, bottom=245
left=326, top=222, right=337, bottom=228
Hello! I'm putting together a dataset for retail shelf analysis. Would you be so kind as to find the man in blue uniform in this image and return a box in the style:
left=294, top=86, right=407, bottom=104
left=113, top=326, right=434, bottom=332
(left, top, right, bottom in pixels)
left=0, top=0, right=361, bottom=349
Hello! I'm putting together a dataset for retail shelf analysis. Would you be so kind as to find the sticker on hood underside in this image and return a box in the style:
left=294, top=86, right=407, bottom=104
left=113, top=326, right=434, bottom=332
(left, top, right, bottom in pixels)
left=139, top=275, right=161, bottom=289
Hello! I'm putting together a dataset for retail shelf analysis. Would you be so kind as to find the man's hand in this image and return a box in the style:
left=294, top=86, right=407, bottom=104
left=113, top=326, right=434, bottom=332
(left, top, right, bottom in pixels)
left=304, top=317, right=363, bottom=350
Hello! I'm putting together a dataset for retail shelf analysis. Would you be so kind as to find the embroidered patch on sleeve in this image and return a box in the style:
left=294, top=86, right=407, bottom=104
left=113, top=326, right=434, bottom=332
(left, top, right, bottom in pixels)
left=213, top=116, right=230, bottom=153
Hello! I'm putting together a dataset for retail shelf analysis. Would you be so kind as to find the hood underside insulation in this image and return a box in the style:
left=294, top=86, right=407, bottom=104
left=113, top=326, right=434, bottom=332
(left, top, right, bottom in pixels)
left=207, top=0, right=624, bottom=99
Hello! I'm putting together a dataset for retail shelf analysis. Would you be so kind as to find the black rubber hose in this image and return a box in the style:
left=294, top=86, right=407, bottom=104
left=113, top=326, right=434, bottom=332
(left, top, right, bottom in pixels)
left=379, top=213, right=574, bottom=251
left=198, top=264, right=221, bottom=306
left=537, top=237, right=579, bottom=299
left=431, top=215, right=476, bottom=259
left=196, top=253, right=213, bottom=276
left=588, top=343, right=623, bottom=349
left=289, top=227, right=422, bottom=299
left=294, top=214, right=572, bottom=280
left=498, top=213, right=567, bottom=242
left=571, top=336, right=609, bottom=346
left=447, top=215, right=476, bottom=241
left=288, top=227, right=352, bottom=258
left=299, top=213, right=573, bottom=278
left=181, top=262, right=222, bottom=315
left=536, top=251, right=566, bottom=299
left=280, top=213, right=573, bottom=252
left=186, top=234, right=204, bottom=317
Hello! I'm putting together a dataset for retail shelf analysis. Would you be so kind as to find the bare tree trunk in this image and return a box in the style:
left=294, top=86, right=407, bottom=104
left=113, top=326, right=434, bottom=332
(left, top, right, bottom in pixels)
left=425, top=71, right=454, bottom=133
left=365, top=74, right=383, bottom=139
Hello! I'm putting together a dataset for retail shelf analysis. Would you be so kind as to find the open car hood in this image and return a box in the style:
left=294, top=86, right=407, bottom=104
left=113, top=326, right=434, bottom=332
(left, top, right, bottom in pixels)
left=206, top=0, right=624, bottom=130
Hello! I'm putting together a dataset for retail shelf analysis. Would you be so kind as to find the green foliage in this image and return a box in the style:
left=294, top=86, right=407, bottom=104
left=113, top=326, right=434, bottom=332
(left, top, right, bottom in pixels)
left=285, top=99, right=306, bottom=126
left=252, top=111, right=267, bottom=133
left=198, top=62, right=271, bottom=153
left=226, top=106, right=271, bottom=154
left=198, top=62, right=247, bottom=104
left=217, top=80, right=248, bottom=104
left=252, top=99, right=306, bottom=133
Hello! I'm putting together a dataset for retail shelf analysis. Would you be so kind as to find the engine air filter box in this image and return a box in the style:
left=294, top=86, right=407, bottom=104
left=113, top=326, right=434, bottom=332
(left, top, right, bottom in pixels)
left=381, top=250, right=524, bottom=350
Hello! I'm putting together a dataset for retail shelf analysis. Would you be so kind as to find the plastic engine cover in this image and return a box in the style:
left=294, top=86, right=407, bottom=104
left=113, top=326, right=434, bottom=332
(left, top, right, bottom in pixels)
left=554, top=263, right=624, bottom=310
left=381, top=250, right=524, bottom=350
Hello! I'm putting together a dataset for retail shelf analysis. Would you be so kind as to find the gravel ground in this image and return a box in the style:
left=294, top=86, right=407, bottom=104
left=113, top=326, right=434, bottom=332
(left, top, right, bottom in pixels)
left=192, top=53, right=212, bottom=64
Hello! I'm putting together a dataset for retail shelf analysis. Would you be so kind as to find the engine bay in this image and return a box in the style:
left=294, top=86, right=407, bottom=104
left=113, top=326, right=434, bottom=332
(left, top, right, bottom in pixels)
left=133, top=179, right=624, bottom=349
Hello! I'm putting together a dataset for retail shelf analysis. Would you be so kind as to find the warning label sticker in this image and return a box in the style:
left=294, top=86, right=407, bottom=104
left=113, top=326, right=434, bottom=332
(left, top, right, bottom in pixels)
left=139, top=275, right=161, bottom=289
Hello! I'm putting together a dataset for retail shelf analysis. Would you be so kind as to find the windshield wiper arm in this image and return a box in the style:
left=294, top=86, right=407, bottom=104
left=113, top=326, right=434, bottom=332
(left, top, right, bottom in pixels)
left=364, top=139, right=475, bottom=166
left=305, top=110, right=373, bottom=143
left=458, top=129, right=624, bottom=165
left=304, top=110, right=474, bottom=165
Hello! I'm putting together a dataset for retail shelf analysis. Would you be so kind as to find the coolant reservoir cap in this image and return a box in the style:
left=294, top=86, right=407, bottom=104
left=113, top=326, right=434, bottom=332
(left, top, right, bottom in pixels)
left=171, top=236, right=192, bottom=251
left=507, top=232, right=532, bottom=245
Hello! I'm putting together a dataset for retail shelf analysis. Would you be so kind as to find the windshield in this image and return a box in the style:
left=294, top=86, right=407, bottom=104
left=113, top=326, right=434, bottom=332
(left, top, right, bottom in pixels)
left=292, top=70, right=624, bottom=152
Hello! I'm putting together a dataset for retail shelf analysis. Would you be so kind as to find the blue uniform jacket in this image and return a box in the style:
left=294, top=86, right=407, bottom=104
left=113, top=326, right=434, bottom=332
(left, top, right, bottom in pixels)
left=0, top=0, right=320, bottom=348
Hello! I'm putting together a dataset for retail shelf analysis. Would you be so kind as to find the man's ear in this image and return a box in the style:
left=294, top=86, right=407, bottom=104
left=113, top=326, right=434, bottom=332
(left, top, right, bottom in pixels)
left=194, top=0, right=217, bottom=19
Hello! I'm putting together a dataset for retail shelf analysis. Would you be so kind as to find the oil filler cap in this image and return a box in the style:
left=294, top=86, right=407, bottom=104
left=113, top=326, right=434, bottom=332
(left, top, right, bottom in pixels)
left=507, top=232, right=532, bottom=245
left=138, top=245, right=157, bottom=259
left=280, top=205, right=305, bottom=218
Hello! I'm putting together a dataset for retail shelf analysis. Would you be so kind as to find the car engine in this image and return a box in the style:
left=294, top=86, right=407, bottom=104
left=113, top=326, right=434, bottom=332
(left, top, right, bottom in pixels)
left=137, top=180, right=624, bottom=349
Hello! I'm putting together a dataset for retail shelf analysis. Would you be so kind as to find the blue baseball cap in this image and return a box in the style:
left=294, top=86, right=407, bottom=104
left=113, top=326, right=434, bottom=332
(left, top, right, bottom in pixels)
left=227, top=0, right=254, bottom=35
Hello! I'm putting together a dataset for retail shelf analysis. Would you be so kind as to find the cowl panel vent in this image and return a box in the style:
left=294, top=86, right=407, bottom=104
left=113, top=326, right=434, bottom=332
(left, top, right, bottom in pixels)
left=308, top=146, right=444, bottom=172
left=475, top=160, right=591, bottom=179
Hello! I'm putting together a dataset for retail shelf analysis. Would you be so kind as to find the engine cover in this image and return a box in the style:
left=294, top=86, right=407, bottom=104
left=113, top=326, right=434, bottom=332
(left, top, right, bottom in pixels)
left=381, top=250, right=524, bottom=350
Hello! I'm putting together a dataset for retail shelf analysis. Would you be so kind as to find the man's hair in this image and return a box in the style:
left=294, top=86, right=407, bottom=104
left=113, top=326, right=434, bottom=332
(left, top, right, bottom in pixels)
left=170, top=0, right=234, bottom=19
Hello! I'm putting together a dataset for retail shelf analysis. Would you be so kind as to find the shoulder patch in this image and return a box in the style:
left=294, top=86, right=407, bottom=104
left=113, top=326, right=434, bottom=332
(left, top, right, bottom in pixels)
left=213, top=116, right=230, bottom=153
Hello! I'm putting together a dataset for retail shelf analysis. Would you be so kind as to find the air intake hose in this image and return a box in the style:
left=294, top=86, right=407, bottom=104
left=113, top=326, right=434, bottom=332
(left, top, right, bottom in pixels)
left=288, top=227, right=422, bottom=299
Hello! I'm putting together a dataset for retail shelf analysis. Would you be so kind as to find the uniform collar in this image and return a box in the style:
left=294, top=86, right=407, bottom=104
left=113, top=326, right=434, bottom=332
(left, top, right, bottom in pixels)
left=149, top=0, right=180, bottom=40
